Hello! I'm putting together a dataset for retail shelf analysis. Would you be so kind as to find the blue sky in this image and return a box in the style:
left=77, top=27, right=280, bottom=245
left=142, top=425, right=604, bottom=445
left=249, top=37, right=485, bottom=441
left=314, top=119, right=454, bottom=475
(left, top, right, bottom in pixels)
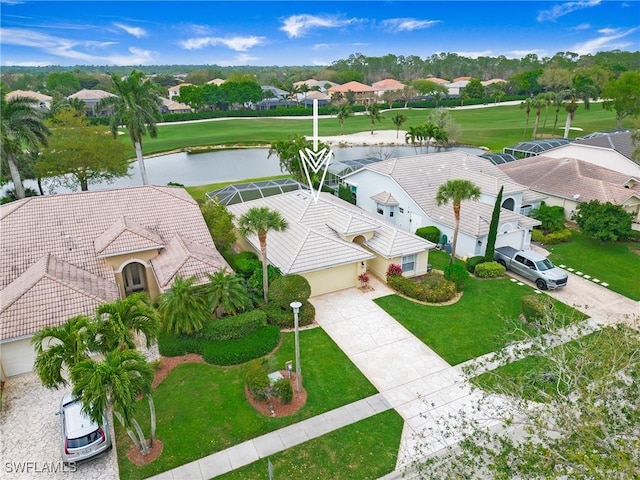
left=0, top=1, right=638, bottom=67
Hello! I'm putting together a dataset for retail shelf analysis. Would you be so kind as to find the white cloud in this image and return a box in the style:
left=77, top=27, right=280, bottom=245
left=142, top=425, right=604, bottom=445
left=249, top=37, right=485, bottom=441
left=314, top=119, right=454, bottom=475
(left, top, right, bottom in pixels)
left=571, top=26, right=640, bottom=54
left=571, top=23, right=591, bottom=31
left=507, top=49, right=547, bottom=59
left=453, top=50, right=495, bottom=59
left=0, top=27, right=155, bottom=65
left=279, top=14, right=358, bottom=38
left=537, top=0, right=601, bottom=22
left=180, top=35, right=265, bottom=51
left=113, top=22, right=147, bottom=38
left=2, top=60, right=52, bottom=67
left=216, top=53, right=260, bottom=66
left=380, top=18, right=440, bottom=32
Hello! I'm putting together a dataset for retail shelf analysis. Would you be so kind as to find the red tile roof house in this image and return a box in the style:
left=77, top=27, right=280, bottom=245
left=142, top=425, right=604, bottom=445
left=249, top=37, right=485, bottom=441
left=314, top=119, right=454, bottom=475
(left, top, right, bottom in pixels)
left=328, top=81, right=376, bottom=105
left=372, top=79, right=406, bottom=97
left=0, top=186, right=230, bottom=379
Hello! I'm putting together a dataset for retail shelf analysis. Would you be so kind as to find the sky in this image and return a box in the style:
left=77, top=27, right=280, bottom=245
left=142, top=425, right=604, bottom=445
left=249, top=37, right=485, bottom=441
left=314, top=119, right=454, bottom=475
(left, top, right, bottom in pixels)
left=0, top=0, right=638, bottom=67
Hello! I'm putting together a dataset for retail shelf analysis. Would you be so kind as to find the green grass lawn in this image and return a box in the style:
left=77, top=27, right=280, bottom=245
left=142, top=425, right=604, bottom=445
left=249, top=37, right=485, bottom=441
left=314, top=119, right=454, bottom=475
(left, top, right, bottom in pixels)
left=545, top=230, right=640, bottom=301
left=216, top=409, right=404, bottom=480
left=134, top=102, right=624, bottom=155
left=117, top=328, right=381, bottom=480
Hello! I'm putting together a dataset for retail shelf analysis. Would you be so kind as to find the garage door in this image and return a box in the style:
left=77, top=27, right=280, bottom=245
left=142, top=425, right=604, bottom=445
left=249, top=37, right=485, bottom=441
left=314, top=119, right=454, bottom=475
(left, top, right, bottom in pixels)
left=495, top=230, right=524, bottom=250
left=0, top=337, right=36, bottom=380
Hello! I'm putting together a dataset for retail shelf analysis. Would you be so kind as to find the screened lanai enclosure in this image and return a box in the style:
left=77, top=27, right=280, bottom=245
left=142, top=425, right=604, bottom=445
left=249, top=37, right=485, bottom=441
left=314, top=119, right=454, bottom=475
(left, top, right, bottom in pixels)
left=325, top=157, right=384, bottom=191
left=206, top=178, right=309, bottom=206
left=502, top=138, right=572, bottom=159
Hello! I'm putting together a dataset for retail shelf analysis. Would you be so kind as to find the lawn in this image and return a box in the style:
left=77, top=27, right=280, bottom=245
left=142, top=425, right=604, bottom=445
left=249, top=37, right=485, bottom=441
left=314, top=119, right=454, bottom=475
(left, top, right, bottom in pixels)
left=134, top=102, right=624, bottom=156
left=216, top=409, right=404, bottom=480
left=116, top=328, right=382, bottom=480
left=374, top=251, right=586, bottom=365
left=545, top=230, right=640, bottom=301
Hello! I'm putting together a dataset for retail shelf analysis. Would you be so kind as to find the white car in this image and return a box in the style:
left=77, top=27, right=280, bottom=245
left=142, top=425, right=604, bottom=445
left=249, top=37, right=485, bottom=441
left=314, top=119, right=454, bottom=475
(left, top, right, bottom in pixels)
left=58, top=393, right=112, bottom=465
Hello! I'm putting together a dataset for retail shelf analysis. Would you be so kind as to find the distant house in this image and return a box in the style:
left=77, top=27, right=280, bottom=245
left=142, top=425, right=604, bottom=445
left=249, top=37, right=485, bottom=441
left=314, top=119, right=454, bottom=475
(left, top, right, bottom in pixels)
left=0, top=186, right=229, bottom=379
left=299, top=90, right=331, bottom=107
left=5, top=90, right=53, bottom=111
left=328, top=81, right=376, bottom=105
left=67, top=89, right=117, bottom=116
left=160, top=97, right=193, bottom=114
left=482, top=78, right=507, bottom=87
left=542, top=131, right=640, bottom=177
left=207, top=78, right=225, bottom=86
left=424, top=77, right=449, bottom=84
left=372, top=79, right=406, bottom=97
left=342, top=151, right=542, bottom=258
left=168, top=82, right=194, bottom=100
left=227, top=190, right=435, bottom=296
left=444, top=80, right=469, bottom=96
left=293, top=79, right=339, bottom=93
left=255, top=85, right=293, bottom=109
left=498, top=155, right=640, bottom=224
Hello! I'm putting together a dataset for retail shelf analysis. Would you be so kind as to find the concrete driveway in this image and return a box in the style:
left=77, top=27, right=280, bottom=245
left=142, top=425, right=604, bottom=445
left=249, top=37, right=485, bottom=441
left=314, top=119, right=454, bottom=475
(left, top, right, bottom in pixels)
left=0, top=372, right=118, bottom=480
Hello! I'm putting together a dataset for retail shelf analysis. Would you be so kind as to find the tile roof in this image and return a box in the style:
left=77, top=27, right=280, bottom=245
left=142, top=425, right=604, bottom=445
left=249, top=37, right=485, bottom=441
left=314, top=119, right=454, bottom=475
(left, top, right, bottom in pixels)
left=328, top=81, right=375, bottom=93
left=371, top=191, right=399, bottom=206
left=372, top=79, right=405, bottom=90
left=1, top=186, right=223, bottom=340
left=227, top=191, right=433, bottom=274
left=498, top=156, right=640, bottom=205
left=67, top=89, right=116, bottom=101
left=0, top=254, right=119, bottom=340
left=5, top=90, right=53, bottom=102
left=573, top=131, right=633, bottom=160
left=151, top=235, right=231, bottom=291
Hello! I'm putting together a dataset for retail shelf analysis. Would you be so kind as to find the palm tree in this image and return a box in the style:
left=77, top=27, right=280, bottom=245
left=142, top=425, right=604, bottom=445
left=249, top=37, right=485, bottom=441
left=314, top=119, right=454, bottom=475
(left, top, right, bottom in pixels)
left=405, top=125, right=425, bottom=153
left=520, top=98, right=532, bottom=141
left=336, top=104, right=352, bottom=134
left=562, top=74, right=598, bottom=138
left=31, top=315, right=92, bottom=389
left=97, top=70, right=162, bottom=185
left=366, top=103, right=384, bottom=134
left=91, top=293, right=159, bottom=353
left=238, top=206, right=288, bottom=302
left=435, top=179, right=481, bottom=265
left=203, top=268, right=250, bottom=318
left=71, top=348, right=156, bottom=454
left=530, top=95, right=546, bottom=140
left=422, top=122, right=437, bottom=153
left=390, top=113, right=407, bottom=139
left=1, top=93, right=50, bottom=199
left=157, top=276, right=210, bottom=335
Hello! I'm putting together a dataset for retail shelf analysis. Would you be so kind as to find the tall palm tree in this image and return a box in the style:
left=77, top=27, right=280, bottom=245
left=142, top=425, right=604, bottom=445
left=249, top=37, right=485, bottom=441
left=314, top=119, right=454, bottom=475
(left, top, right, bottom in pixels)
left=530, top=95, right=546, bottom=140
left=71, top=348, right=156, bottom=454
left=91, top=293, right=159, bottom=353
left=435, top=179, right=481, bottom=265
left=336, top=104, right=352, bottom=134
left=422, top=122, right=437, bottom=153
left=157, top=276, right=210, bottom=335
left=97, top=70, right=162, bottom=185
left=31, top=315, right=92, bottom=389
left=203, top=268, right=250, bottom=318
left=520, top=98, right=532, bottom=141
left=238, top=206, right=288, bottom=302
left=366, top=103, right=384, bottom=134
left=1, top=93, right=50, bottom=199
left=390, top=113, right=407, bottom=139
left=562, top=74, right=598, bottom=138
left=405, top=125, right=425, bottom=153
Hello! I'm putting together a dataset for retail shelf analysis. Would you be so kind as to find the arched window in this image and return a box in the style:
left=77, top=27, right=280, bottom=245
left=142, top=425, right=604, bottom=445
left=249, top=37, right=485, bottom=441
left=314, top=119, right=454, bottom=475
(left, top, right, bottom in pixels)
left=502, top=198, right=515, bottom=211
left=122, top=262, right=147, bottom=296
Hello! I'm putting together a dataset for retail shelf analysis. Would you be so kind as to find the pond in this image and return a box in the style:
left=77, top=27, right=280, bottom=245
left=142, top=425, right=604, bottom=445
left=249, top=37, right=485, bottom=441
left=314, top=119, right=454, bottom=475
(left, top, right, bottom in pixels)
left=6, top=145, right=486, bottom=195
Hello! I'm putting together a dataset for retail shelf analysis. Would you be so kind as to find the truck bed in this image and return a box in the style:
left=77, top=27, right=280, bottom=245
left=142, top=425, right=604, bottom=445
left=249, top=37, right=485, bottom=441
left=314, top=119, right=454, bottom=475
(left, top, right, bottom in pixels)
left=495, top=246, right=519, bottom=258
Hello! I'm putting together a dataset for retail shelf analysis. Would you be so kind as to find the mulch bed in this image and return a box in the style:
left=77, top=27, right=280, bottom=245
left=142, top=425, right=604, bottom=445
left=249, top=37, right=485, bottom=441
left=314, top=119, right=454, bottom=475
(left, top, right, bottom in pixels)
left=127, top=439, right=164, bottom=466
left=245, top=370, right=307, bottom=417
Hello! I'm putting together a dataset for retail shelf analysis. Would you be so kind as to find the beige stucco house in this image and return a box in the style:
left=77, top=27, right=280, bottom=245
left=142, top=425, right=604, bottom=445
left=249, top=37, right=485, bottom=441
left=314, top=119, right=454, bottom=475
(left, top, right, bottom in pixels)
left=227, top=191, right=435, bottom=297
left=5, top=90, right=53, bottom=111
left=0, top=186, right=229, bottom=379
left=328, top=81, right=376, bottom=105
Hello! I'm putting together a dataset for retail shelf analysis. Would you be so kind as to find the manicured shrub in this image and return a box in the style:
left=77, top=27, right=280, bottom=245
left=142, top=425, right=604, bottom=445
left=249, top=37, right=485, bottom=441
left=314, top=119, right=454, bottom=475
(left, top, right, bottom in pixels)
left=234, top=251, right=261, bottom=278
left=263, top=302, right=315, bottom=328
left=268, top=274, right=311, bottom=308
left=474, top=261, right=506, bottom=278
left=386, top=264, right=403, bottom=278
left=532, top=228, right=573, bottom=244
left=420, top=273, right=457, bottom=303
left=415, top=225, right=441, bottom=244
left=273, top=378, right=293, bottom=404
left=203, top=325, right=281, bottom=365
left=521, top=295, right=553, bottom=322
left=466, top=255, right=485, bottom=273
left=387, top=274, right=425, bottom=300
left=245, top=361, right=271, bottom=401
left=444, top=263, right=469, bottom=291
left=157, top=331, right=203, bottom=357
left=247, top=264, right=282, bottom=298
left=199, top=309, right=267, bottom=341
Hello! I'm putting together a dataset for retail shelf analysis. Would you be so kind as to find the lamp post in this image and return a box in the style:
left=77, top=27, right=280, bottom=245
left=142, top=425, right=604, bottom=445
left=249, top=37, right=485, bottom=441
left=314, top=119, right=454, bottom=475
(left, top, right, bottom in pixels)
left=290, top=301, right=303, bottom=393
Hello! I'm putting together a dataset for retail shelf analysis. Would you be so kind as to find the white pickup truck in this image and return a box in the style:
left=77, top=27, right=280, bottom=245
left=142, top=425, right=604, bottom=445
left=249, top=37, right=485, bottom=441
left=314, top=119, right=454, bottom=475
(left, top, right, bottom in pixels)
left=494, top=246, right=568, bottom=290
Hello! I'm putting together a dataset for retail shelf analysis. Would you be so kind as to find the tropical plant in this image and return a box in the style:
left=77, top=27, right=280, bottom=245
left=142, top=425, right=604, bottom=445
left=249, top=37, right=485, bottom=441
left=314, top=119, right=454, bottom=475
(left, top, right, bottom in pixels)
left=435, top=179, right=481, bottom=265
left=405, top=125, right=425, bottom=153
left=530, top=202, right=565, bottom=235
left=158, top=276, right=210, bottom=335
left=601, top=71, right=640, bottom=130
left=520, top=97, right=532, bottom=140
left=237, top=206, right=288, bottom=302
left=336, top=104, right=352, bottom=134
left=268, top=133, right=330, bottom=184
left=31, top=315, right=92, bottom=389
left=390, top=112, right=407, bottom=139
left=0, top=92, right=50, bottom=199
left=203, top=268, right=250, bottom=318
left=71, top=348, right=156, bottom=454
left=484, top=185, right=503, bottom=263
left=562, top=73, right=599, bottom=138
left=91, top=293, right=159, bottom=353
left=574, top=200, right=634, bottom=242
left=366, top=102, right=384, bottom=134
left=97, top=70, right=163, bottom=185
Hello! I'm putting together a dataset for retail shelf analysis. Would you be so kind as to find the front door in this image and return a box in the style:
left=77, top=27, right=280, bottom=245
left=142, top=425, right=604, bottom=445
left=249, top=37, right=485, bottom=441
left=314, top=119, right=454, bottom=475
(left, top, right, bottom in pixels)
left=123, top=263, right=147, bottom=295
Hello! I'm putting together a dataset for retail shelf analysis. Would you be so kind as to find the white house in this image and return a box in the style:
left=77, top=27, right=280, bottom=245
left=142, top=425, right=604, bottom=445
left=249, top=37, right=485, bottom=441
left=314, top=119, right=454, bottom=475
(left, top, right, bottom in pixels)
left=5, top=90, right=53, bottom=111
left=342, top=151, right=542, bottom=259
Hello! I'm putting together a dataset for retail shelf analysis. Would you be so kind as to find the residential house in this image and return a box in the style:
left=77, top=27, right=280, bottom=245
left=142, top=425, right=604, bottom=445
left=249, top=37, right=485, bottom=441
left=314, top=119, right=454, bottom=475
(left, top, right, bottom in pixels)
left=498, top=155, right=640, bottom=224
left=328, top=81, right=376, bottom=105
left=5, top=90, right=53, bottom=111
left=160, top=97, right=193, bottom=114
left=299, top=90, right=331, bottom=107
left=372, top=79, right=406, bottom=97
left=168, top=82, right=194, bottom=100
left=227, top=190, right=435, bottom=296
left=0, top=186, right=229, bottom=379
left=342, top=151, right=542, bottom=259
left=444, top=80, right=469, bottom=97
left=207, top=78, right=225, bottom=86
left=255, top=86, right=293, bottom=109
left=293, top=79, right=339, bottom=93
left=67, top=89, right=117, bottom=117
left=542, top=131, right=639, bottom=177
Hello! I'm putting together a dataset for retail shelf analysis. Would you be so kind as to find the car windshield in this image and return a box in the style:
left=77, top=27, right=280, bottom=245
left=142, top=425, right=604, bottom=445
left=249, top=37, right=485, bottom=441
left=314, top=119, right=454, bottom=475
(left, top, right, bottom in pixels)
left=535, top=259, right=555, bottom=271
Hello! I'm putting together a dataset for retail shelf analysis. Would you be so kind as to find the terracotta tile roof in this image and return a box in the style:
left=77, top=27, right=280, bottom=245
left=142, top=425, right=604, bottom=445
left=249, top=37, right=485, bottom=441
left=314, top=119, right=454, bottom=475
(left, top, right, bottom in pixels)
left=151, top=235, right=230, bottom=291
left=95, top=217, right=165, bottom=258
left=328, top=81, right=375, bottom=93
left=498, top=156, right=640, bottom=205
left=0, top=254, right=119, bottom=340
left=372, top=79, right=405, bottom=90
left=424, top=77, right=449, bottom=84
left=5, top=90, right=53, bottom=102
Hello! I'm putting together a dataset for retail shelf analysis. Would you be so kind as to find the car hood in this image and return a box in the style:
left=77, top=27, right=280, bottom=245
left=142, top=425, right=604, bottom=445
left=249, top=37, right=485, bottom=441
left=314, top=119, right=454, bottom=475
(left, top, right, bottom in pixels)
left=542, top=267, right=568, bottom=281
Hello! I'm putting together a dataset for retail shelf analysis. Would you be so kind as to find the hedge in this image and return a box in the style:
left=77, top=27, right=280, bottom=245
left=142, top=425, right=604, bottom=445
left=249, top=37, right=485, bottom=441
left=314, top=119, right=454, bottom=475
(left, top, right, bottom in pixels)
left=387, top=273, right=456, bottom=303
left=466, top=255, right=486, bottom=273
left=199, top=309, right=267, bottom=341
left=263, top=302, right=315, bottom=328
left=444, top=263, right=469, bottom=291
left=202, top=325, right=281, bottom=365
left=474, top=261, right=506, bottom=278
left=268, top=274, right=312, bottom=308
left=532, top=228, right=573, bottom=244
left=234, top=251, right=261, bottom=278
left=415, top=225, right=441, bottom=244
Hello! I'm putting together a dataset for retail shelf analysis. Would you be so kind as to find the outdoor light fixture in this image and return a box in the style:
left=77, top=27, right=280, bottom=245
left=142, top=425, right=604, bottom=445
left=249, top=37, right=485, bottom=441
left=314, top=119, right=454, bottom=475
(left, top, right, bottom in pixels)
left=290, top=301, right=303, bottom=393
